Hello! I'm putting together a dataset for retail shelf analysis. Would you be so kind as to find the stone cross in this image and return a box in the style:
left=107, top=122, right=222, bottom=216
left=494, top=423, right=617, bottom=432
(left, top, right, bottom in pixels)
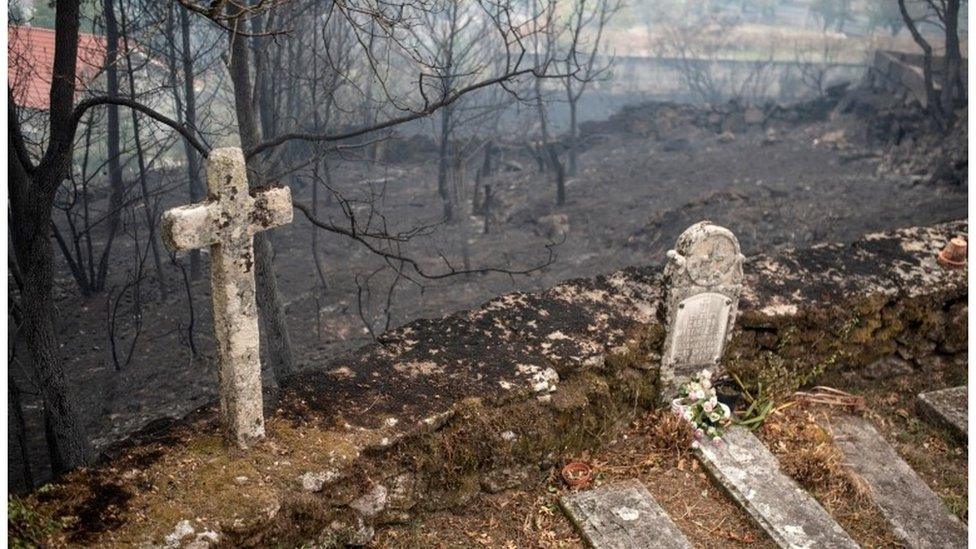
left=161, top=147, right=293, bottom=447
left=659, top=221, right=744, bottom=402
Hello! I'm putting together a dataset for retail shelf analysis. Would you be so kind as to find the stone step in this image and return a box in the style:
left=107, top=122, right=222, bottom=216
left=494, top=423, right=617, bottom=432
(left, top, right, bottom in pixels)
left=831, top=415, right=967, bottom=549
left=559, top=479, right=693, bottom=549
left=695, top=427, right=858, bottom=549
left=917, top=385, right=967, bottom=443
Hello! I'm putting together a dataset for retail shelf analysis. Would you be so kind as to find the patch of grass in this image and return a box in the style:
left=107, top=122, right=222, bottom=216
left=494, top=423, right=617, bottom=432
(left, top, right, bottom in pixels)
left=730, top=372, right=795, bottom=430
left=728, top=315, right=861, bottom=413
left=9, top=497, right=59, bottom=548
left=943, top=493, right=967, bottom=518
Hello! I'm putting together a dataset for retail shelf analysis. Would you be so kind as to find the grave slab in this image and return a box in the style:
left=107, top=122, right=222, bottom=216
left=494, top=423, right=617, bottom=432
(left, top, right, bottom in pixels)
left=831, top=415, right=967, bottom=548
left=560, top=479, right=692, bottom=549
left=917, top=386, right=967, bottom=442
left=695, top=427, right=858, bottom=549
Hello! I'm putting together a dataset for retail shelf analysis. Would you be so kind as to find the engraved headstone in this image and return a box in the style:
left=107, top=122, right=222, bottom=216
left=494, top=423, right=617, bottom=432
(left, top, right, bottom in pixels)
left=161, top=147, right=293, bottom=447
left=659, top=221, right=744, bottom=402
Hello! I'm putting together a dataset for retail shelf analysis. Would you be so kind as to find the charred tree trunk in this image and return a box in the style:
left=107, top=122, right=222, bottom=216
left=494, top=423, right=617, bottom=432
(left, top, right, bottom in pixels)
left=483, top=184, right=492, bottom=235
left=227, top=9, right=295, bottom=382
left=567, top=96, right=579, bottom=176
left=437, top=106, right=455, bottom=222
left=472, top=141, right=491, bottom=214
left=8, top=0, right=94, bottom=474
left=309, top=14, right=330, bottom=295
left=941, top=0, right=964, bottom=116
left=534, top=76, right=565, bottom=205
left=449, top=150, right=471, bottom=271
left=311, top=160, right=330, bottom=293
left=547, top=143, right=567, bottom=206
left=96, top=0, right=124, bottom=293
left=120, top=1, right=166, bottom=299
left=480, top=140, right=494, bottom=178
left=179, top=6, right=204, bottom=280
left=252, top=12, right=279, bottom=142
left=9, top=371, right=34, bottom=489
left=898, top=0, right=947, bottom=130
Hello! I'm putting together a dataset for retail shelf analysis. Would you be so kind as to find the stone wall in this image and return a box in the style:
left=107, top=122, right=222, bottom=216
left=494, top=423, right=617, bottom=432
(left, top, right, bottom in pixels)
left=13, top=220, right=967, bottom=547
left=867, top=50, right=969, bottom=109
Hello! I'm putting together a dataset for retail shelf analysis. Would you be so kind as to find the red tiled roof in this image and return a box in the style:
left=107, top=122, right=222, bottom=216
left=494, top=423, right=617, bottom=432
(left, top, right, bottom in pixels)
left=8, top=25, right=107, bottom=111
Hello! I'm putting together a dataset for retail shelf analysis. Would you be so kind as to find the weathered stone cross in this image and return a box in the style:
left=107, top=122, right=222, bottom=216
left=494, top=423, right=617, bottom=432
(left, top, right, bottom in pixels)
left=161, top=147, right=293, bottom=447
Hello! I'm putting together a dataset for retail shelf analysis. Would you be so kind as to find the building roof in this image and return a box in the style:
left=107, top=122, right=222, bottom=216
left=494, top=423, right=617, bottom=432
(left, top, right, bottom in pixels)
left=8, top=25, right=107, bottom=111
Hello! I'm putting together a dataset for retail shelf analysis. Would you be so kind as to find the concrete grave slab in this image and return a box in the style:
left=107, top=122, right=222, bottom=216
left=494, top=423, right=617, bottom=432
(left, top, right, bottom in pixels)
left=695, top=427, right=858, bottom=549
left=831, top=415, right=967, bottom=548
left=917, top=386, right=967, bottom=442
left=560, top=479, right=692, bottom=549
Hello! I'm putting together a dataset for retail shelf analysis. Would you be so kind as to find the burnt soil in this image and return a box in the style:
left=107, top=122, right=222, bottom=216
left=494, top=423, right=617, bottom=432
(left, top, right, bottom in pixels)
left=9, top=98, right=967, bottom=492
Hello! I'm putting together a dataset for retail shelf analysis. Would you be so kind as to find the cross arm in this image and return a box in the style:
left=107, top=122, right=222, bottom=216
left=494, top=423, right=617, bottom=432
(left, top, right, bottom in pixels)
left=161, top=202, right=219, bottom=251
left=248, top=185, right=293, bottom=234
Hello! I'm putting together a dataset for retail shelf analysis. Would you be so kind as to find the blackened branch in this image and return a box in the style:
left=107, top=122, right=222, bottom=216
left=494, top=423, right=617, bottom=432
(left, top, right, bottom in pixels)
left=293, top=201, right=558, bottom=280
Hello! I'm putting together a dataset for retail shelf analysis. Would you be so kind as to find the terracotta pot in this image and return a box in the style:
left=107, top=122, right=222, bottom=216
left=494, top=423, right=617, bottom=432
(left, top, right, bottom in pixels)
left=561, top=461, right=594, bottom=489
left=937, top=237, right=967, bottom=269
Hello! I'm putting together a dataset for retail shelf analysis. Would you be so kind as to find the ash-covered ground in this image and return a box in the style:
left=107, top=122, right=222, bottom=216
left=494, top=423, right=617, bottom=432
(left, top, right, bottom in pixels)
left=10, top=86, right=967, bottom=491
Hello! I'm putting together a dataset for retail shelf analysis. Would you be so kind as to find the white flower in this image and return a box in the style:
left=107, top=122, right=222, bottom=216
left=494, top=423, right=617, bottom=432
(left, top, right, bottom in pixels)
left=708, top=411, right=721, bottom=422
left=702, top=398, right=716, bottom=413
left=690, top=390, right=705, bottom=401
left=683, top=408, right=695, bottom=422
left=718, top=402, right=731, bottom=418
left=691, top=440, right=700, bottom=449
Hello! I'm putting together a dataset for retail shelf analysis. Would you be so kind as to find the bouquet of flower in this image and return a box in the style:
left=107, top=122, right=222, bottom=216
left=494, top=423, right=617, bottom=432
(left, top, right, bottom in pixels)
left=671, top=369, right=732, bottom=447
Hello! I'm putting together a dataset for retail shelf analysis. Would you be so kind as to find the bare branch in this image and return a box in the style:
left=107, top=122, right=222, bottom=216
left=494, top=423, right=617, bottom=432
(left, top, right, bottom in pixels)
left=293, top=201, right=558, bottom=280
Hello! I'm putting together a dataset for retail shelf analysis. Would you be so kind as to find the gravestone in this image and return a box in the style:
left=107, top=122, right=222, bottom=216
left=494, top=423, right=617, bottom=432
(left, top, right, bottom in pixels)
left=659, top=221, right=744, bottom=401
left=161, top=147, right=293, bottom=447
left=560, top=479, right=692, bottom=549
